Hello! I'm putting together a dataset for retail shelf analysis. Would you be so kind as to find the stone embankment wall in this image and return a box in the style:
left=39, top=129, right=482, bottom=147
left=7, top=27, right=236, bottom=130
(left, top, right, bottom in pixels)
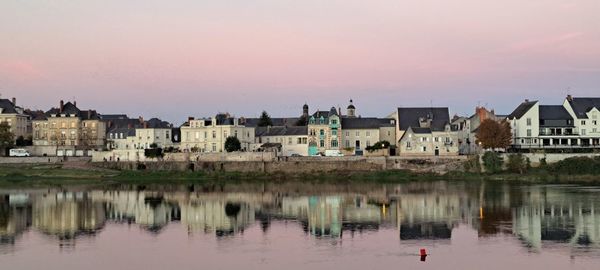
left=93, top=156, right=467, bottom=174
left=502, top=153, right=600, bottom=166
left=0, top=156, right=91, bottom=164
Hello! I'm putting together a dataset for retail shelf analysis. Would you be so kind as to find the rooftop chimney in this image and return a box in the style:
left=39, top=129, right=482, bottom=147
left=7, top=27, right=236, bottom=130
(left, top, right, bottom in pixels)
left=128, top=123, right=133, bottom=129
left=525, top=99, right=529, bottom=103
left=138, top=116, right=144, bottom=124
left=73, top=101, right=77, bottom=107
left=188, top=116, right=195, bottom=121
left=143, top=122, right=148, bottom=129
left=87, top=110, right=91, bottom=119
left=60, top=100, right=64, bottom=113
left=567, top=95, right=573, bottom=101
left=11, top=97, right=16, bottom=106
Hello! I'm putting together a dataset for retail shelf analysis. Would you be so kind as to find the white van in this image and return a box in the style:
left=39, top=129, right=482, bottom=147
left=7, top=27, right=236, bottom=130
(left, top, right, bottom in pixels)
left=9, top=149, right=30, bottom=157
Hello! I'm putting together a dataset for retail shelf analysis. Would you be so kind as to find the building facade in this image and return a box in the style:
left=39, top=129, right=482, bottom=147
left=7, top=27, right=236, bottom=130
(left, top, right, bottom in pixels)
left=32, top=101, right=106, bottom=154
left=307, top=107, right=341, bottom=156
left=392, top=107, right=458, bottom=156
left=0, top=98, right=31, bottom=142
left=255, top=126, right=308, bottom=156
left=508, top=96, right=600, bottom=151
left=180, top=113, right=255, bottom=152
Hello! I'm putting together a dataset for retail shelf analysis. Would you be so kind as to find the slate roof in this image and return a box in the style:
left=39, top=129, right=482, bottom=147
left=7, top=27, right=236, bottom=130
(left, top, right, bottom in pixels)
left=567, top=97, right=600, bottom=119
left=539, top=105, right=573, bottom=120
left=255, top=126, right=308, bottom=137
left=100, top=114, right=129, bottom=120
left=341, top=117, right=395, bottom=129
left=411, top=127, right=432, bottom=134
left=45, top=102, right=101, bottom=120
left=107, top=127, right=136, bottom=137
left=145, top=118, right=171, bottom=129
left=397, top=107, right=450, bottom=132
left=243, top=117, right=301, bottom=127
left=507, top=101, right=537, bottom=120
left=0, top=99, right=19, bottom=114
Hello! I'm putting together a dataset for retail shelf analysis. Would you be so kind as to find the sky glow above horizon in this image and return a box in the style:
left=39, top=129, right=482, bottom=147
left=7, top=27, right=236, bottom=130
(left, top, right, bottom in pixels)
left=1, top=0, right=599, bottom=124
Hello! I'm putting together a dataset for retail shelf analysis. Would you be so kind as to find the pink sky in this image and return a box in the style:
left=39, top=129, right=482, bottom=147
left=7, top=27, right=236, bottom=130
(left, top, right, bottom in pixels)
left=1, top=0, right=599, bottom=124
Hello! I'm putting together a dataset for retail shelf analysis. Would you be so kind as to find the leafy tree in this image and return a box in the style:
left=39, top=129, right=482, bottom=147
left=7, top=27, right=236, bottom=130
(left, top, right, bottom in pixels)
left=144, top=148, right=163, bottom=159
left=224, top=136, right=241, bottom=152
left=258, top=111, right=273, bottom=127
left=365, top=140, right=391, bottom=152
left=0, top=122, right=15, bottom=154
left=506, top=154, right=529, bottom=174
left=476, top=119, right=512, bottom=150
left=295, top=115, right=308, bottom=126
left=482, top=151, right=503, bottom=173
left=149, top=143, right=158, bottom=149
left=15, top=136, right=25, bottom=147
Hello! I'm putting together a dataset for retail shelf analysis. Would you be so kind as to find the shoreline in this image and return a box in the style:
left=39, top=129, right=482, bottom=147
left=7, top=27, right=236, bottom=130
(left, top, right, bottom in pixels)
left=1, top=163, right=600, bottom=187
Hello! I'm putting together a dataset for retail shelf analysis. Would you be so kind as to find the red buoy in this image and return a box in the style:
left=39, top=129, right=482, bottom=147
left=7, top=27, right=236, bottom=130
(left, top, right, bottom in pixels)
left=420, top=249, right=427, bottom=256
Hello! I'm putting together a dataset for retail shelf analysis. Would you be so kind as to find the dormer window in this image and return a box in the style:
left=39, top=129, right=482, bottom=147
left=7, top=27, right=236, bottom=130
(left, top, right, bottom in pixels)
left=309, top=117, right=315, bottom=125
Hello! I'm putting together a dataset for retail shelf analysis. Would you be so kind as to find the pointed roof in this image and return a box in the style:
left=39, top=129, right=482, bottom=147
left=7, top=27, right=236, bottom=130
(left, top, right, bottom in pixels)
left=507, top=100, right=537, bottom=120
left=397, top=107, right=450, bottom=132
left=567, top=97, right=600, bottom=119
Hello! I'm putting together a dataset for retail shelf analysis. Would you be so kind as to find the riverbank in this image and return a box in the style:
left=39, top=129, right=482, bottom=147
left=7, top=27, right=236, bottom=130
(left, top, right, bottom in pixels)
left=1, top=163, right=600, bottom=187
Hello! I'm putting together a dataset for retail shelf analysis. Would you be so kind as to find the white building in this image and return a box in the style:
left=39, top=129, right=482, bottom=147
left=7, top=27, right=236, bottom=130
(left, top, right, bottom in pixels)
left=255, top=126, right=308, bottom=156
left=507, top=96, right=600, bottom=151
left=391, top=107, right=458, bottom=156
left=180, top=113, right=255, bottom=152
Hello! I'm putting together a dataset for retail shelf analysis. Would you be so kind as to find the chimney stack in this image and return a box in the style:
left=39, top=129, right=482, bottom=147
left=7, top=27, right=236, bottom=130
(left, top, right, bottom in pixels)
left=128, top=123, right=133, bottom=129
left=11, top=97, right=16, bottom=106
left=60, top=100, right=64, bottom=113
left=525, top=99, right=529, bottom=103
left=143, top=122, right=148, bottom=129
left=74, top=101, right=77, bottom=107
left=188, top=116, right=195, bottom=121
left=138, top=116, right=144, bottom=124
left=567, top=95, right=573, bottom=101
left=87, top=110, right=91, bottom=119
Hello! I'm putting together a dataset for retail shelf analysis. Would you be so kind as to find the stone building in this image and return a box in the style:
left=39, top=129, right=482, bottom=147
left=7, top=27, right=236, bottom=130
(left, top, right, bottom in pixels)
left=32, top=100, right=106, bottom=156
left=392, top=107, right=458, bottom=156
left=180, top=113, right=255, bottom=152
left=307, top=107, right=341, bottom=156
left=0, top=98, right=31, bottom=142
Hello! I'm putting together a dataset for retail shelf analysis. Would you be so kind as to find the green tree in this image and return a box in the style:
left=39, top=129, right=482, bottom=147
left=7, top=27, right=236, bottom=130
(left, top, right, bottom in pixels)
left=476, top=119, right=512, bottom=149
left=224, top=136, right=241, bottom=152
left=258, top=111, right=273, bottom=127
left=482, top=151, right=503, bottom=174
left=506, top=154, right=529, bottom=174
left=0, top=122, right=15, bottom=154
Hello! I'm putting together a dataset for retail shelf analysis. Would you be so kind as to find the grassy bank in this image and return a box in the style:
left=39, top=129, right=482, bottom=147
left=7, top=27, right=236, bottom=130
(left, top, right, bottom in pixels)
left=1, top=163, right=600, bottom=188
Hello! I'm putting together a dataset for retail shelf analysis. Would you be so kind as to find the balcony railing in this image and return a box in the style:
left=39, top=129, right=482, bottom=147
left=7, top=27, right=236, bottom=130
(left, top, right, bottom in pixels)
left=539, top=130, right=579, bottom=136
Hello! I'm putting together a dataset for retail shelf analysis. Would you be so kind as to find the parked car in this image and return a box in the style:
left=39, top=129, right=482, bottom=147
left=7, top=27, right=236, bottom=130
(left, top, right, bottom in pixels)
left=9, top=149, right=30, bottom=157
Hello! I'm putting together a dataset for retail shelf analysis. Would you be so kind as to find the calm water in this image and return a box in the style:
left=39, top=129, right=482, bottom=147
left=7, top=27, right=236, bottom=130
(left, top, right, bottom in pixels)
left=1, top=181, right=600, bottom=270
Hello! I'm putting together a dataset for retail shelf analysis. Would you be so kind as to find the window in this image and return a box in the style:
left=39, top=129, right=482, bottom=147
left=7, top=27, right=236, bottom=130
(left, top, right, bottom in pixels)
left=71, top=122, right=76, bottom=128
left=288, top=137, right=292, bottom=144
left=332, top=130, right=337, bottom=136
left=527, top=129, right=532, bottom=137
left=331, top=119, right=337, bottom=125
left=320, top=140, right=325, bottom=147
left=434, top=137, right=439, bottom=142
left=406, top=141, right=411, bottom=148
left=582, top=120, right=586, bottom=125
left=234, top=130, right=238, bottom=137
left=366, top=131, right=370, bottom=137
left=331, top=140, right=338, bottom=147
left=298, top=138, right=303, bottom=144
left=593, top=121, right=598, bottom=125
left=366, top=140, right=371, bottom=147
left=345, top=140, right=350, bottom=147
left=320, top=129, right=325, bottom=136
left=356, top=131, right=360, bottom=136
left=212, top=131, right=216, bottom=138
left=61, top=122, right=66, bottom=128
left=345, top=131, right=349, bottom=136
left=195, top=132, right=200, bottom=140
left=593, top=128, right=597, bottom=133
left=422, top=146, right=427, bottom=152
left=526, top=118, right=531, bottom=126
left=421, top=137, right=426, bottom=142
left=582, top=129, right=587, bottom=135
left=212, top=143, right=217, bottom=152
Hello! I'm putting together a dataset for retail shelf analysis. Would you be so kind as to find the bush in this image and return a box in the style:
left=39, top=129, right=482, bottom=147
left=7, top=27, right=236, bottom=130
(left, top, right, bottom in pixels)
left=365, top=141, right=391, bottom=152
left=506, top=154, right=529, bottom=174
left=482, top=151, right=503, bottom=173
left=224, top=136, right=241, bottom=152
left=463, top=155, right=481, bottom=173
left=548, top=157, right=600, bottom=175
left=144, top=148, right=164, bottom=159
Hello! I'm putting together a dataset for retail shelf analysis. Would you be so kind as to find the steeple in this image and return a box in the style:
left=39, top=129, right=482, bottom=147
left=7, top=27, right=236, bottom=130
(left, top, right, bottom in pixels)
left=347, top=99, right=356, bottom=118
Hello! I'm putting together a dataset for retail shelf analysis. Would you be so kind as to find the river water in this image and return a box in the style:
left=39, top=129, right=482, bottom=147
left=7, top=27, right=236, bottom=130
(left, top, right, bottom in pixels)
left=1, top=180, right=599, bottom=270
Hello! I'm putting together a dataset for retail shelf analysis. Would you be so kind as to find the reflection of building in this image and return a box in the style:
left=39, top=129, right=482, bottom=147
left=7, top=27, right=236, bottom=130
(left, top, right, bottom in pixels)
left=0, top=195, right=32, bottom=248
left=512, top=187, right=600, bottom=250
left=308, top=196, right=342, bottom=237
left=180, top=201, right=254, bottom=236
left=32, top=192, right=105, bottom=238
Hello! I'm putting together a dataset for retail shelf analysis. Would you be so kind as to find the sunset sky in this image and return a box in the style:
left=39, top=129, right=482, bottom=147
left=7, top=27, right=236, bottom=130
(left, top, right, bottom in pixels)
left=1, top=0, right=599, bottom=124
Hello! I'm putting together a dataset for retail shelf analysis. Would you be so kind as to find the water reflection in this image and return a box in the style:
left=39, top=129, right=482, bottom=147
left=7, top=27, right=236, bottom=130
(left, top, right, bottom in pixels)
left=1, top=181, right=600, bottom=256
